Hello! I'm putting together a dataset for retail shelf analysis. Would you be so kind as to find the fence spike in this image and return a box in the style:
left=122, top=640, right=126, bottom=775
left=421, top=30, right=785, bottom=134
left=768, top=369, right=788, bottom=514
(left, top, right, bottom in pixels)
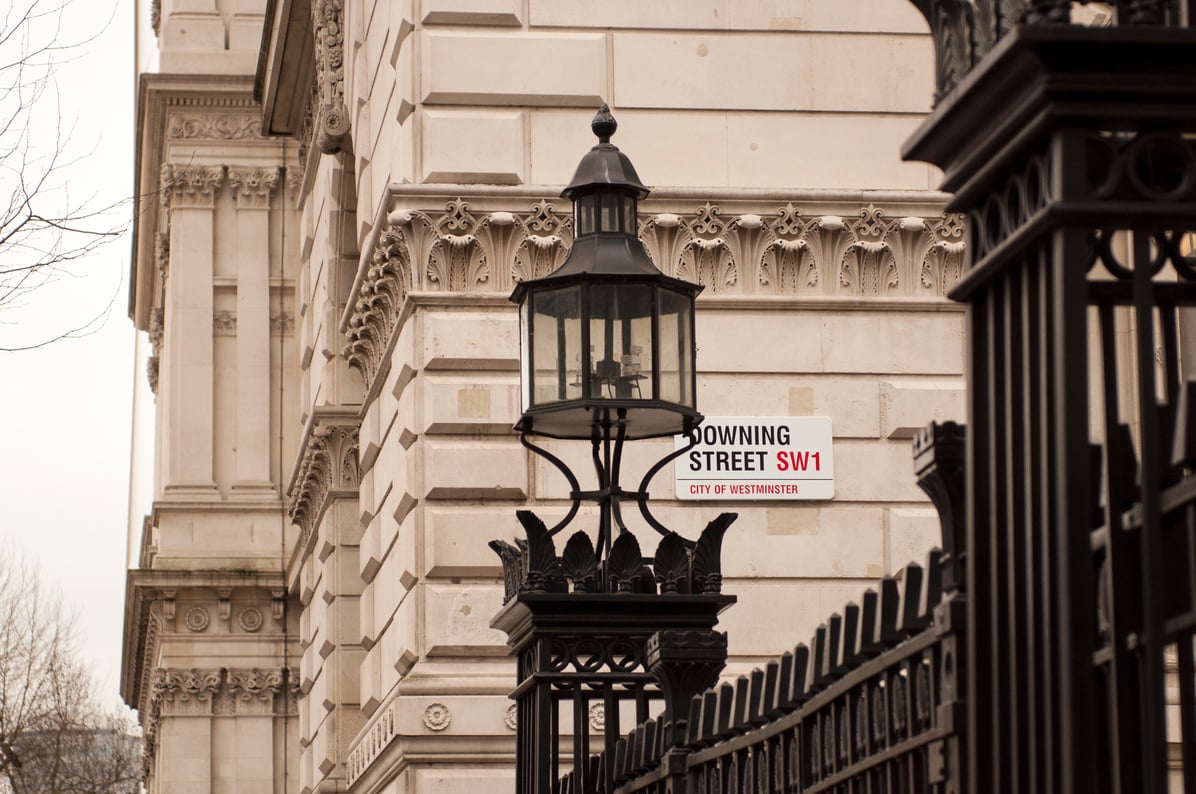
left=898, top=561, right=925, bottom=634
left=919, top=548, right=944, bottom=623
left=697, top=689, right=719, bottom=745
left=773, top=651, right=794, bottom=713
left=791, top=643, right=810, bottom=701
left=614, top=736, right=628, bottom=782
left=826, top=613, right=843, bottom=677
left=716, top=681, right=735, bottom=737
left=762, top=660, right=781, bottom=719
left=811, top=624, right=830, bottom=688
left=875, top=576, right=901, bottom=646
left=857, top=589, right=879, bottom=657
left=749, top=668, right=767, bottom=725
left=732, top=675, right=751, bottom=729
left=685, top=694, right=704, bottom=747
left=840, top=602, right=861, bottom=669
left=640, top=719, right=657, bottom=771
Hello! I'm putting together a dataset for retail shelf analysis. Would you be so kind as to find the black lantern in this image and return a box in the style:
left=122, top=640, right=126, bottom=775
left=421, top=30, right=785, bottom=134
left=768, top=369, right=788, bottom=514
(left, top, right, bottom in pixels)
left=511, top=105, right=702, bottom=442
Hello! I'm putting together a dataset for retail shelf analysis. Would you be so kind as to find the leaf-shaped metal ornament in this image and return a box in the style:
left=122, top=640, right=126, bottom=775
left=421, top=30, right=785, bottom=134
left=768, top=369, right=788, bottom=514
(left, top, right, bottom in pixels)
left=489, top=539, right=523, bottom=603
left=561, top=531, right=599, bottom=593
left=653, top=532, right=691, bottom=594
left=606, top=531, right=645, bottom=594
left=516, top=510, right=566, bottom=593
left=691, top=513, right=737, bottom=593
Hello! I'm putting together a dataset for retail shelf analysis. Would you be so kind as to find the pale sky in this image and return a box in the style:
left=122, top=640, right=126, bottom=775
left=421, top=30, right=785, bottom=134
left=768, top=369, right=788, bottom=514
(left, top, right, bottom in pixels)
left=0, top=0, right=137, bottom=712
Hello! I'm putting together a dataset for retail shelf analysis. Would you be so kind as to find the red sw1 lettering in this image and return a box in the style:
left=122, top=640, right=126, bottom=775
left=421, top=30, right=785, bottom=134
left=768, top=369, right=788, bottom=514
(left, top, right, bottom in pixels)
left=776, top=450, right=821, bottom=472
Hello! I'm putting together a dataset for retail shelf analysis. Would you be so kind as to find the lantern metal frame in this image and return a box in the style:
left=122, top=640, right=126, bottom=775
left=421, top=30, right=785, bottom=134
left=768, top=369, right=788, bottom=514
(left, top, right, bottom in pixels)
left=510, top=105, right=707, bottom=559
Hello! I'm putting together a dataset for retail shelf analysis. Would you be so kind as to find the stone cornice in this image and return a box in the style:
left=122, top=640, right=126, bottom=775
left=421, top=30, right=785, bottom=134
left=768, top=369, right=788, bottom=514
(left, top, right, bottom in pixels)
left=120, top=569, right=287, bottom=713
left=286, top=406, right=361, bottom=552
left=343, top=192, right=965, bottom=394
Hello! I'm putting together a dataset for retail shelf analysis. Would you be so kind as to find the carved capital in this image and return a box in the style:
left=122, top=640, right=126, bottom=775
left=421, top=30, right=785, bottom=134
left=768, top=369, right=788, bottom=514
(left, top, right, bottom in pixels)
left=227, top=668, right=286, bottom=715
left=287, top=410, right=361, bottom=546
left=152, top=667, right=223, bottom=716
left=227, top=166, right=281, bottom=209
left=161, top=164, right=225, bottom=210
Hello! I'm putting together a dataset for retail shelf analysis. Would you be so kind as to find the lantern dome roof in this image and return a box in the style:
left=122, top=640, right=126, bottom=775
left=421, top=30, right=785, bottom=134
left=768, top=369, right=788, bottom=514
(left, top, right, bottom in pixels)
left=562, top=105, right=650, bottom=200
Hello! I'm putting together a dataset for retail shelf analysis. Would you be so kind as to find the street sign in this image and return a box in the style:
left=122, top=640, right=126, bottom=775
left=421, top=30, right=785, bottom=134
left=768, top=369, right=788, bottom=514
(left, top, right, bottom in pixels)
left=674, top=416, right=834, bottom=500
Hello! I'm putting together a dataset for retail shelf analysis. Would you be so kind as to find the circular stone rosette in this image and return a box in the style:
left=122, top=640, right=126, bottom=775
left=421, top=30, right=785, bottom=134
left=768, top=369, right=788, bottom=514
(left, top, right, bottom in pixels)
left=504, top=704, right=518, bottom=731
left=184, top=607, right=210, bottom=632
left=238, top=608, right=264, bottom=633
left=423, top=703, right=452, bottom=732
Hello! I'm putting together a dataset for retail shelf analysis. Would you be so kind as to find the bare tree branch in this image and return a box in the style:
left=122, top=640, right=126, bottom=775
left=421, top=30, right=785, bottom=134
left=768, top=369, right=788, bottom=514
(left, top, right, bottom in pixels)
left=0, top=544, right=140, bottom=794
left=0, top=0, right=127, bottom=352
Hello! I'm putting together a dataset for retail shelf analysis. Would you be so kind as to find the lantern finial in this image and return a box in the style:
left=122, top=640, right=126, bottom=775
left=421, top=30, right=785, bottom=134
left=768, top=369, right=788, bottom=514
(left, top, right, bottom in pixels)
left=592, top=104, right=617, bottom=144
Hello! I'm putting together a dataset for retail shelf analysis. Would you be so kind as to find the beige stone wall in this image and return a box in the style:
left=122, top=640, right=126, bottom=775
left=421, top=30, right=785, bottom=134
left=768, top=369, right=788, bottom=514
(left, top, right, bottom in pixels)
left=256, top=1, right=964, bottom=793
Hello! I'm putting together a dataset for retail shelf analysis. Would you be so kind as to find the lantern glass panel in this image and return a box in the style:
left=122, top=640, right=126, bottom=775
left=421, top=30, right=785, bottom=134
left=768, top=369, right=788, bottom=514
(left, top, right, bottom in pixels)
left=531, top=286, right=583, bottom=407
left=588, top=283, right=654, bottom=401
left=520, top=298, right=530, bottom=412
left=658, top=287, right=694, bottom=407
left=576, top=195, right=597, bottom=236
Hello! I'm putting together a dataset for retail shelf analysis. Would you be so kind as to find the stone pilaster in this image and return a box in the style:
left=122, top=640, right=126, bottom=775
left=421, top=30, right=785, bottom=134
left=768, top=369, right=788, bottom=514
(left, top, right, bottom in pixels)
left=228, top=166, right=281, bottom=496
left=160, top=164, right=224, bottom=498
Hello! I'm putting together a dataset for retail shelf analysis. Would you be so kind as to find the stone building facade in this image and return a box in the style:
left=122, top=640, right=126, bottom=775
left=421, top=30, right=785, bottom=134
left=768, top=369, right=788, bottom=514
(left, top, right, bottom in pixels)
left=121, top=2, right=964, bottom=793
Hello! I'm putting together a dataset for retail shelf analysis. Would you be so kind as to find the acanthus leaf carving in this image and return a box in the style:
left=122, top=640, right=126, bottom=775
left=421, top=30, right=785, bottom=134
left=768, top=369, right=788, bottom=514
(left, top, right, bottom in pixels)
left=427, top=199, right=489, bottom=291
left=287, top=414, right=360, bottom=547
left=160, top=164, right=225, bottom=210
left=227, top=166, right=281, bottom=209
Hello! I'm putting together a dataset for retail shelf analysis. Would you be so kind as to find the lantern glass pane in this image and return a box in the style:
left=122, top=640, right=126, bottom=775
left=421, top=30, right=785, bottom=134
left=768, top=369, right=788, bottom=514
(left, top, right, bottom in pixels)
left=520, top=298, right=531, bottom=413
left=576, top=195, right=597, bottom=236
left=588, top=284, right=653, bottom=401
left=658, top=288, right=694, bottom=407
left=532, top=286, right=582, bottom=407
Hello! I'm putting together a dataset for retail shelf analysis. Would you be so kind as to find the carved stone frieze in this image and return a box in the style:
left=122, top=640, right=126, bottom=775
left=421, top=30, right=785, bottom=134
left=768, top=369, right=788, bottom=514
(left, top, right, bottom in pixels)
left=160, top=164, right=225, bottom=210
left=287, top=412, right=361, bottom=545
left=311, top=0, right=351, bottom=154
left=345, top=198, right=573, bottom=387
left=344, top=196, right=964, bottom=392
left=167, top=114, right=261, bottom=141
left=227, top=166, right=281, bottom=209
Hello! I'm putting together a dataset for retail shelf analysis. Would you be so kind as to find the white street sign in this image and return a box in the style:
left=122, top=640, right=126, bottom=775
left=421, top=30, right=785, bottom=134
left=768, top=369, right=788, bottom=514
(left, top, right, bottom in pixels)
left=674, top=416, right=834, bottom=500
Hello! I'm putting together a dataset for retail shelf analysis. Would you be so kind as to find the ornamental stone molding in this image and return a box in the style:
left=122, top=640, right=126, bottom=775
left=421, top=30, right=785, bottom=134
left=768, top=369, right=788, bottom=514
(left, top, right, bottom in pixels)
left=147, top=307, right=164, bottom=394
left=167, top=113, right=261, bottom=141
left=423, top=703, right=452, bottom=731
left=140, top=666, right=296, bottom=779
left=344, top=196, right=965, bottom=392
left=213, top=310, right=237, bottom=336
left=347, top=702, right=396, bottom=786
left=287, top=409, right=361, bottom=547
left=227, top=166, right=281, bottom=209
left=160, top=164, right=225, bottom=210
left=312, top=0, right=350, bottom=155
